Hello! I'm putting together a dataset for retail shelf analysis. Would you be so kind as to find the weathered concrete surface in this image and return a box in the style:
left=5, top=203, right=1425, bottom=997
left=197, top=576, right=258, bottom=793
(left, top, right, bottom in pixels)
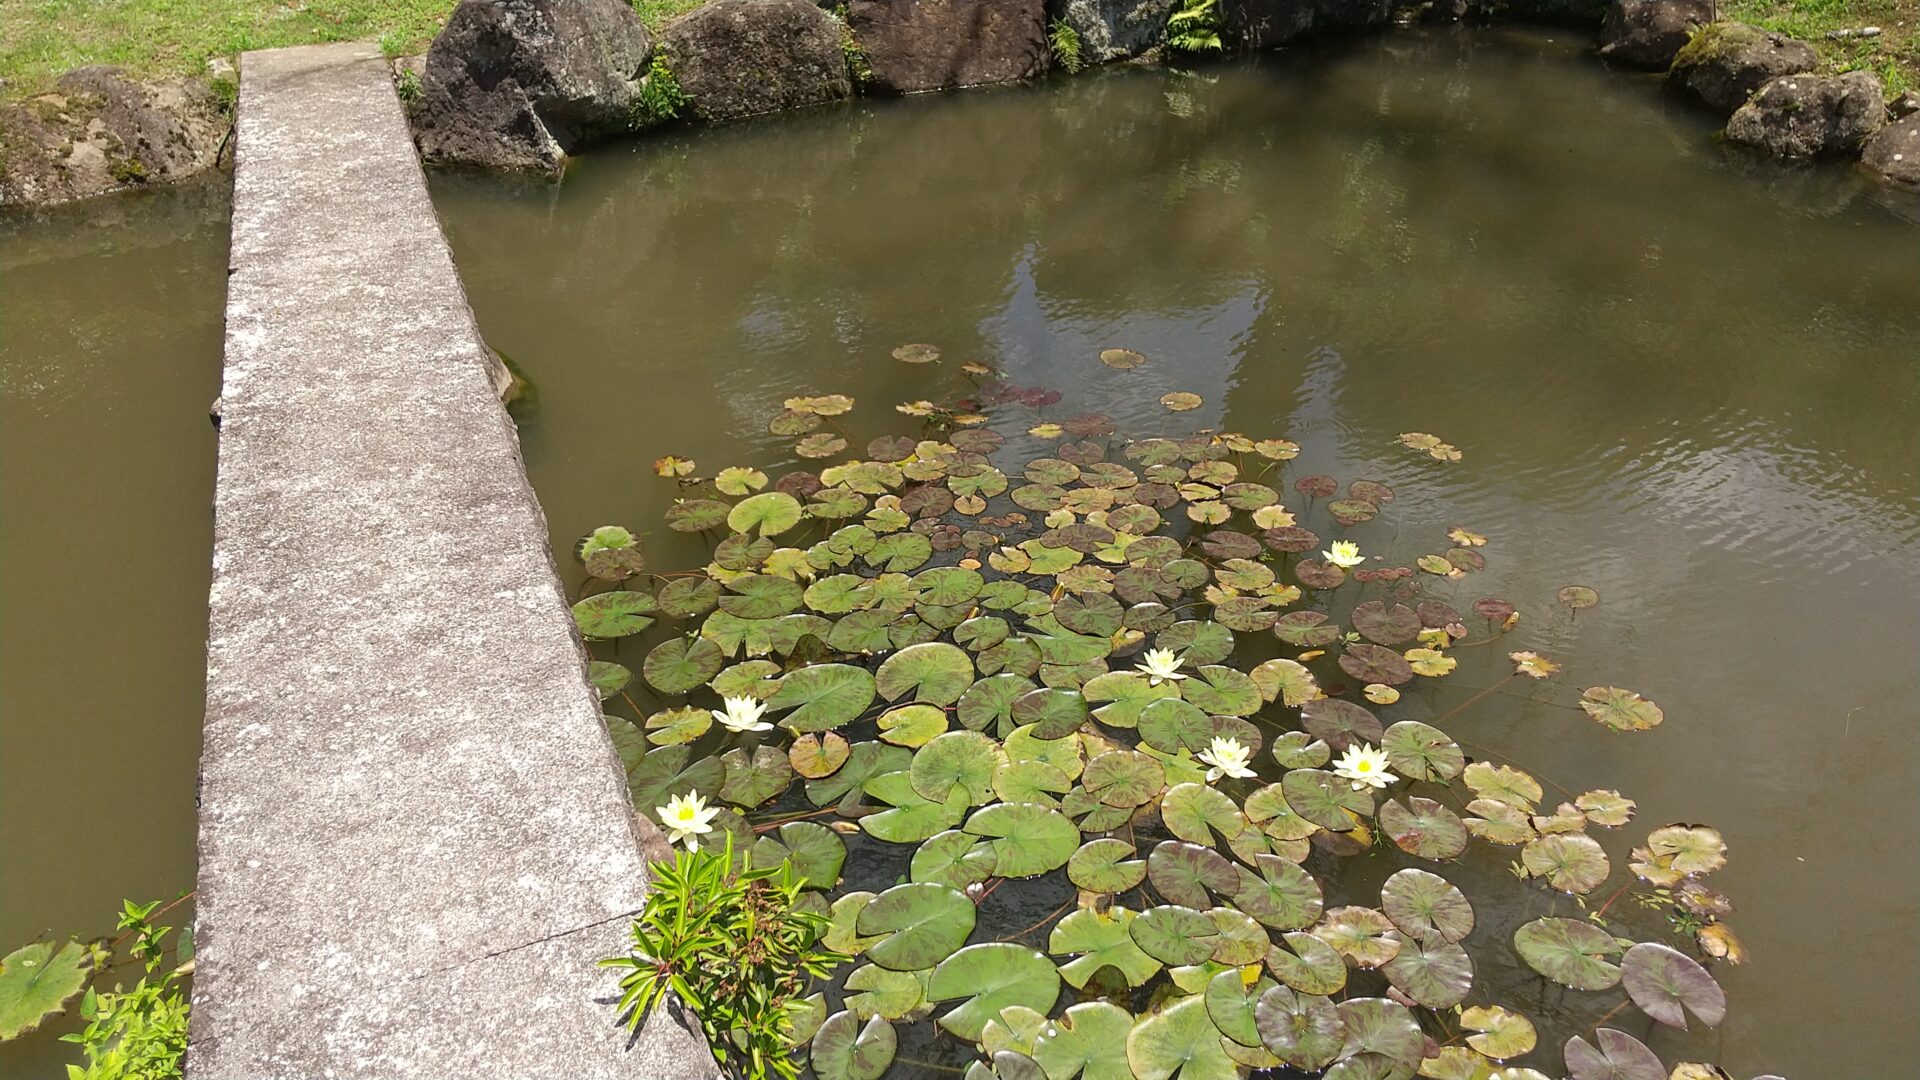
left=192, top=41, right=714, bottom=1079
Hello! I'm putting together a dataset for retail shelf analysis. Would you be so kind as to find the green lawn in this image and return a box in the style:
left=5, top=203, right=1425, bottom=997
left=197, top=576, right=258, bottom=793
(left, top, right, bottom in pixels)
left=0, top=0, right=704, bottom=99
left=1724, top=0, right=1919, bottom=92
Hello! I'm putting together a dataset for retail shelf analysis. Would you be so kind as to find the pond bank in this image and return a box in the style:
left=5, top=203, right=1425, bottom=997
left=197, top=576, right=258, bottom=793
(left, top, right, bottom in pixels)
left=3, top=0, right=1915, bottom=208
left=193, top=39, right=712, bottom=1078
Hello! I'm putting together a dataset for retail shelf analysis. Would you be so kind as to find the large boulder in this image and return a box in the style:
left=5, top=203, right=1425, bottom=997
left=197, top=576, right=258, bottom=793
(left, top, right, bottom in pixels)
left=1598, top=0, right=1711, bottom=71
left=847, top=0, right=1049, bottom=94
left=413, top=0, right=653, bottom=171
left=1047, top=0, right=1177, bottom=63
left=0, top=67, right=226, bottom=208
left=1725, top=70, right=1884, bottom=159
left=1668, top=21, right=1816, bottom=115
left=662, top=0, right=852, bottom=121
left=1861, top=114, right=1919, bottom=187
left=1222, top=0, right=1392, bottom=49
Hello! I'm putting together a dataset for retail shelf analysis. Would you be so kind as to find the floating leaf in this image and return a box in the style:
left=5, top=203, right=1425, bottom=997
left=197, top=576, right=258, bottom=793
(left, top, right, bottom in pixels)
left=965, top=802, right=1078, bottom=877
left=1557, top=585, right=1599, bottom=610
left=1463, top=761, right=1542, bottom=810
left=1127, top=994, right=1239, bottom=1080
left=1460, top=1004, right=1535, bottom=1059
left=1621, top=942, right=1725, bottom=1029
left=1380, top=868, right=1473, bottom=945
left=1562, top=1029, right=1664, bottom=1080
left=811, top=1009, right=897, bottom=1080
left=912, top=830, right=998, bottom=890
left=0, top=940, right=91, bottom=1040
left=1266, top=931, right=1347, bottom=995
left=1379, top=797, right=1469, bottom=861
left=911, top=731, right=1005, bottom=806
left=1159, top=392, right=1203, bottom=412
left=1335, top=998, right=1425, bottom=1075
left=1031, top=1000, right=1134, bottom=1080
left=1382, top=936, right=1473, bottom=1008
left=1068, top=838, right=1147, bottom=893
left=875, top=642, right=976, bottom=706
left=1082, top=750, right=1165, bottom=808
left=751, top=819, right=844, bottom=888
left=807, top=742, right=912, bottom=813
left=1232, top=854, right=1323, bottom=930
left=769, top=663, right=877, bottom=732
left=1129, top=905, right=1216, bottom=966
left=589, top=660, right=631, bottom=700
left=1281, top=769, right=1373, bottom=831
left=790, top=731, right=852, bottom=779
left=1351, top=602, right=1420, bottom=646
left=1339, top=644, right=1412, bottom=686
left=1255, top=985, right=1345, bottom=1071
left=1380, top=721, right=1464, bottom=782
left=929, top=944, right=1062, bottom=1041
left=643, top=636, right=726, bottom=695
left=1313, top=907, right=1400, bottom=968
left=1645, top=824, right=1727, bottom=875
left=1204, top=967, right=1274, bottom=1048
left=1521, top=833, right=1611, bottom=894
left=858, top=882, right=977, bottom=971
left=1147, top=840, right=1238, bottom=908
left=626, top=744, right=727, bottom=811
left=1180, top=666, right=1261, bottom=716
left=658, top=577, right=722, bottom=618
left=1137, top=698, right=1213, bottom=755
left=1509, top=651, right=1560, bottom=679
left=1050, top=908, right=1163, bottom=989
left=1100, top=348, right=1146, bottom=369
left=1161, top=783, right=1244, bottom=846
left=1580, top=687, right=1663, bottom=732
left=643, top=705, right=710, bottom=746
left=1512, top=917, right=1622, bottom=990
left=863, top=770, right=968, bottom=842
left=1301, top=699, right=1384, bottom=752
left=880, top=703, right=950, bottom=747
left=572, top=590, right=656, bottom=639
left=843, top=964, right=928, bottom=1021
left=1250, top=658, right=1320, bottom=707
left=720, top=744, right=794, bottom=807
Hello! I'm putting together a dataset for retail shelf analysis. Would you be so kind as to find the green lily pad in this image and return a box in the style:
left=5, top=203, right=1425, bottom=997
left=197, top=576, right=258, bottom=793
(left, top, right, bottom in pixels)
left=717, top=574, right=804, bottom=619
left=1461, top=1004, right=1535, bottom=1059
left=1378, top=797, right=1468, bottom=860
left=1205, top=906, right=1269, bottom=965
left=751, top=819, right=845, bottom=889
left=1160, top=782, right=1244, bottom=846
left=1031, top=1001, right=1135, bottom=1080
left=1249, top=658, right=1319, bottom=707
left=1153, top=621, right=1235, bottom=665
left=963, top=801, right=1078, bottom=877
left=1081, top=672, right=1177, bottom=729
left=1281, top=769, right=1373, bottom=831
left=718, top=744, right=793, bottom=807
left=1082, top=750, right=1165, bottom=808
left=1011, top=688, right=1091, bottom=740
left=957, top=674, right=1038, bottom=736
left=572, top=590, right=656, bottom=639
left=1266, top=931, right=1347, bottom=995
left=1126, top=995, right=1240, bottom=1080
left=1579, top=686, right=1664, bottom=732
left=982, top=1005, right=1050, bottom=1057
left=1137, top=698, right=1212, bottom=755
left=728, top=491, right=805, bottom=537
left=1313, top=906, right=1400, bottom=969
left=0, top=940, right=91, bottom=1040
left=879, top=703, right=950, bottom=747
left=1067, top=838, right=1147, bottom=893
left=1463, top=762, right=1542, bottom=810
left=1621, top=942, right=1725, bottom=1029
left=1562, top=1028, right=1664, bottom=1080
left=806, top=741, right=911, bottom=813
left=1055, top=593, right=1125, bottom=636
left=626, top=744, right=726, bottom=811
left=665, top=498, right=730, bottom=532
left=1232, top=853, right=1323, bottom=930
left=1180, top=666, right=1261, bottom=716
left=1050, top=908, right=1164, bottom=989
left=811, top=1009, right=896, bottom=1080
left=1380, top=721, right=1464, bottom=782
left=1129, top=905, right=1216, bottom=966
left=867, top=532, right=934, bottom=572
left=643, top=636, right=726, bottom=695
left=1557, top=585, right=1600, bottom=610
left=589, top=660, right=631, bottom=700
left=1380, top=868, right=1473, bottom=945
left=912, top=731, right=1005, bottom=806
left=1382, top=936, right=1473, bottom=1008
left=857, top=881, right=977, bottom=971
left=1513, top=917, right=1623, bottom=990
left=1147, top=840, right=1237, bottom=908
left=1522, top=833, right=1611, bottom=895
left=657, top=577, right=722, bottom=618
left=1254, top=985, right=1345, bottom=1071
left=1025, top=615, right=1112, bottom=666
left=843, top=964, right=930, bottom=1021
left=862, top=770, right=968, bottom=843
left=1335, top=998, right=1424, bottom=1075
left=928, top=943, right=1062, bottom=1041
left=1205, top=968, right=1275, bottom=1048
left=877, top=642, right=975, bottom=706
left=911, top=830, right=999, bottom=890
left=768, top=663, right=876, bottom=732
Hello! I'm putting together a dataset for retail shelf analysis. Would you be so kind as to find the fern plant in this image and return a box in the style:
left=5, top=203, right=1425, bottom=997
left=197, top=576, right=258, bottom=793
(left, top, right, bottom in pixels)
left=1166, top=0, right=1225, bottom=53
left=602, top=837, right=846, bottom=1080
left=1049, top=19, right=1086, bottom=74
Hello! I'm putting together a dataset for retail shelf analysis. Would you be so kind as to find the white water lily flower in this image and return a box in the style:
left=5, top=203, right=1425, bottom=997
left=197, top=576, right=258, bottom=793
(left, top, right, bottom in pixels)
left=1323, top=540, right=1365, bottom=568
left=1332, top=742, right=1399, bottom=791
left=656, top=792, right=720, bottom=851
left=1135, top=647, right=1189, bottom=686
left=1198, top=736, right=1257, bottom=782
left=711, top=695, right=773, bottom=733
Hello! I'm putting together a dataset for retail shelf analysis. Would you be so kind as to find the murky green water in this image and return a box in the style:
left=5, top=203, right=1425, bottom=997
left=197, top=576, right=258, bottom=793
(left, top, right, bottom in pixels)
left=2, top=22, right=1915, bottom=1080
left=431, top=27, right=1918, bottom=1080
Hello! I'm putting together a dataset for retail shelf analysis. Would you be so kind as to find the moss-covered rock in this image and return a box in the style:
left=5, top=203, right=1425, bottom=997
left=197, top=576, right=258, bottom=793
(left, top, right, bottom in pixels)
left=0, top=67, right=227, bottom=208
left=1668, top=21, right=1816, bottom=115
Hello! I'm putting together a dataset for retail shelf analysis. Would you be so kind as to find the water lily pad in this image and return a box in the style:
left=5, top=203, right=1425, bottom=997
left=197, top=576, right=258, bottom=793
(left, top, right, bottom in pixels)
left=1031, top=1001, right=1135, bottom=1080
left=1232, top=854, right=1323, bottom=930
left=1100, top=348, right=1147, bottom=369
left=1301, top=699, right=1383, bottom=752
left=1069, top=838, right=1147, bottom=893
left=893, top=342, right=941, bottom=364
left=912, top=731, right=1005, bottom=805
left=666, top=498, right=730, bottom=532
left=1161, top=783, right=1244, bottom=846
left=1313, top=907, right=1400, bottom=968
left=1380, top=721, right=1464, bottom=782
left=858, top=881, right=977, bottom=971
left=867, top=532, right=934, bottom=572
left=807, top=741, right=912, bottom=813
left=1082, top=750, right=1167, bottom=808
left=1055, top=594, right=1124, bottom=637
left=863, top=770, right=968, bottom=842
left=1264, top=733, right=1330, bottom=772
left=1621, top=942, right=1725, bottom=1029
left=1206, top=907, right=1270, bottom=965
left=1204, top=968, right=1275, bottom=1048
left=751, top=819, right=844, bottom=889
left=720, top=744, right=794, bottom=807
left=1137, top=698, right=1213, bottom=755
left=589, top=660, right=631, bottom=700
left=1249, top=659, right=1318, bottom=707
left=1153, top=620, right=1235, bottom=665
left=1335, top=998, right=1424, bottom=1075
left=1273, top=611, right=1340, bottom=647
left=643, top=636, right=726, bottom=695
left=0, top=940, right=90, bottom=1040
left=1160, top=392, right=1203, bottom=412
left=1562, top=1029, right=1664, bottom=1080
left=1266, top=931, right=1347, bottom=995
left=785, top=732, right=849, bottom=782
left=1148, top=840, right=1237, bottom=908
left=769, top=663, right=876, bottom=732
left=958, top=674, right=1038, bottom=736
left=929, top=944, right=1062, bottom=1041
left=1460, top=1004, right=1535, bottom=1059
left=912, top=830, right=999, bottom=890
left=1255, top=985, right=1345, bottom=1071
left=811, top=1009, right=896, bottom=1080
left=1557, top=586, right=1599, bottom=610
left=1180, top=666, right=1261, bottom=716
left=797, top=433, right=849, bottom=459
left=657, top=577, right=722, bottom=618
left=1027, top=615, right=1113, bottom=666
left=1512, top=917, right=1622, bottom=990
left=717, top=574, right=804, bottom=619
left=1011, top=687, right=1092, bottom=739
left=1129, top=905, right=1215, bottom=966
left=1081, top=672, right=1177, bottom=729
left=1382, top=936, right=1472, bottom=1008
left=965, top=802, right=1078, bottom=877
left=1463, top=762, right=1541, bottom=810
left=727, top=491, right=806, bottom=538
left=1645, top=824, right=1727, bottom=875
left=843, top=964, right=929, bottom=1021
left=1050, top=907, right=1163, bottom=989
left=626, top=744, right=727, bottom=811
left=1575, top=789, right=1637, bottom=827
left=1464, top=799, right=1536, bottom=846
left=1378, top=797, right=1468, bottom=861
left=1579, top=687, right=1663, bottom=732
left=1380, top=868, right=1473, bottom=945
left=1521, top=833, right=1611, bottom=895
left=1339, top=644, right=1412, bottom=686
left=1127, top=994, right=1238, bottom=1080
left=1281, top=769, right=1373, bottom=831
left=1351, top=602, right=1420, bottom=646
left=572, top=590, right=656, bottom=639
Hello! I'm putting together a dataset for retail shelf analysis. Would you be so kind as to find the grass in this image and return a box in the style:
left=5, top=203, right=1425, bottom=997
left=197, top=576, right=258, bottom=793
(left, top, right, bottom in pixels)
left=0, top=0, right=706, bottom=101
left=1723, top=0, right=1919, bottom=93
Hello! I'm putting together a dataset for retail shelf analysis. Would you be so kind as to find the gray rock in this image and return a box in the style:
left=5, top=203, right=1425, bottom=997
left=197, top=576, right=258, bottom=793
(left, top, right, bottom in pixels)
left=0, top=67, right=227, bottom=207
left=1888, top=89, right=1920, bottom=119
left=1726, top=70, right=1884, bottom=159
left=1668, top=21, right=1817, bottom=115
left=413, top=0, right=653, bottom=171
left=1048, top=0, right=1177, bottom=63
left=1598, top=0, right=1712, bottom=71
left=1861, top=113, right=1920, bottom=187
left=1222, top=0, right=1394, bottom=49
left=847, top=0, right=1049, bottom=94
left=663, top=0, right=852, bottom=121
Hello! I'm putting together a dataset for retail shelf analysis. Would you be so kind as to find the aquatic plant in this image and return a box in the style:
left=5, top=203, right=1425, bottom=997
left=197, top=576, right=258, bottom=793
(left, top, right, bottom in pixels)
left=581, top=357, right=1758, bottom=1080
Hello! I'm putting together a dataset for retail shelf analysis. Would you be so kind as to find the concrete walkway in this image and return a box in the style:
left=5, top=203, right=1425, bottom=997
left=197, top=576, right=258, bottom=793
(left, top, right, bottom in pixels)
left=192, top=42, right=713, bottom=1079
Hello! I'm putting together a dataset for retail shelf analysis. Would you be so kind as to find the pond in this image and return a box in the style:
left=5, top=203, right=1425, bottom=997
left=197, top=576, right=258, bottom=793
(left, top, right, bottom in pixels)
left=0, top=21, right=1912, bottom=1080
left=430, top=26, right=1918, bottom=1080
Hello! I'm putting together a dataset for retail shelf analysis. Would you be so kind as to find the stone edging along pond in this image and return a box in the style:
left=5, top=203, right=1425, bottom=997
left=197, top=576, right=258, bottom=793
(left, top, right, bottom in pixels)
left=1, top=0, right=1917, bottom=210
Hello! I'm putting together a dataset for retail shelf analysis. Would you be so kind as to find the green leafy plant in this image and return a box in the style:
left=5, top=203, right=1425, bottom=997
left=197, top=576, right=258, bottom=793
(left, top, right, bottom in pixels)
left=635, top=54, right=689, bottom=125
left=1048, top=19, right=1085, bottom=75
left=393, top=66, right=422, bottom=104
left=2, top=897, right=192, bottom=1080
left=831, top=6, right=875, bottom=89
left=603, top=837, right=846, bottom=1080
left=1166, top=0, right=1224, bottom=54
